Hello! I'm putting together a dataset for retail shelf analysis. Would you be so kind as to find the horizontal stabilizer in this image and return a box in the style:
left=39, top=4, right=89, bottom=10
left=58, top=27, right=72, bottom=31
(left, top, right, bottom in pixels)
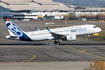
left=5, top=35, right=19, bottom=40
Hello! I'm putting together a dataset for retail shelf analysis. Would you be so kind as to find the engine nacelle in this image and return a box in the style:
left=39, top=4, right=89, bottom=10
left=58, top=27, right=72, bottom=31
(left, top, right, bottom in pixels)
left=62, top=33, right=76, bottom=41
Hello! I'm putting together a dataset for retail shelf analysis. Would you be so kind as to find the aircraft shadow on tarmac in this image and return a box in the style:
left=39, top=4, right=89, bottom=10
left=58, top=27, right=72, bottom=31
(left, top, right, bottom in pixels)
left=0, top=42, right=105, bottom=45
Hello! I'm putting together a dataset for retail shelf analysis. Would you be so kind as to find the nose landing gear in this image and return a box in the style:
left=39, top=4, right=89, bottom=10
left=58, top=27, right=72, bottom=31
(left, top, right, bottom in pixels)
left=87, top=34, right=90, bottom=40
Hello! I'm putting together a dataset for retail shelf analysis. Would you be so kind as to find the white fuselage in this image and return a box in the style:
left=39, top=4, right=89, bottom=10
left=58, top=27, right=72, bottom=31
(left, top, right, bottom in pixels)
left=25, top=25, right=101, bottom=41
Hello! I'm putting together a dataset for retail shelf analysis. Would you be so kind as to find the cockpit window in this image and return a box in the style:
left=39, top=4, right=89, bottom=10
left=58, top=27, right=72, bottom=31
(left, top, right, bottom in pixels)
left=93, top=26, right=97, bottom=28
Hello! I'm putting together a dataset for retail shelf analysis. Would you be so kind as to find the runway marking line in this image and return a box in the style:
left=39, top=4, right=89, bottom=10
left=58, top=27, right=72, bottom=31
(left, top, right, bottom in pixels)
left=65, top=45, right=105, bottom=59
left=18, top=52, right=36, bottom=62
left=82, top=48, right=97, bottom=52
left=88, top=52, right=99, bottom=53
left=0, top=50, right=36, bottom=62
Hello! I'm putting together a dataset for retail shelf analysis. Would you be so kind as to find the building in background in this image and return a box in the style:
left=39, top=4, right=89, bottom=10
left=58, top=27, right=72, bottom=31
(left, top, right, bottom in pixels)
left=0, top=0, right=105, bottom=20
left=0, top=6, right=13, bottom=19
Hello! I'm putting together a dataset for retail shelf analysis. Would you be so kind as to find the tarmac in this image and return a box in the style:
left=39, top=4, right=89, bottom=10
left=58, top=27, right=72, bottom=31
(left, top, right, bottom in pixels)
left=0, top=62, right=90, bottom=70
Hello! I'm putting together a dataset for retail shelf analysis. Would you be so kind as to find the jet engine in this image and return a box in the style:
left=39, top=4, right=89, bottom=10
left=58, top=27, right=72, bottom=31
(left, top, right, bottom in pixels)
left=62, top=33, right=76, bottom=41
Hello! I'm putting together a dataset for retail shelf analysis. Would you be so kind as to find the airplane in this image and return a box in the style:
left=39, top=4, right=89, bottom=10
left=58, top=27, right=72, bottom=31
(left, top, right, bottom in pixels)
left=4, top=19, right=101, bottom=44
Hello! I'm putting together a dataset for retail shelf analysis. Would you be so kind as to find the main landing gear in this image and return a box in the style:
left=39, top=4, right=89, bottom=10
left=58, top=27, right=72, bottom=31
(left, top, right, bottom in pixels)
left=54, top=39, right=60, bottom=45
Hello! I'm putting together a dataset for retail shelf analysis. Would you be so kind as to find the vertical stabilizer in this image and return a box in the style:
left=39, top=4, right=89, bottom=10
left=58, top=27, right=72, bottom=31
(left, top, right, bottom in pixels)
left=4, top=19, right=32, bottom=41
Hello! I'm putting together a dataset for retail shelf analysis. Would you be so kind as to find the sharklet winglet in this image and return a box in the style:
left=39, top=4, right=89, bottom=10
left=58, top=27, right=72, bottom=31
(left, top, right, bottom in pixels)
left=46, top=27, right=50, bottom=32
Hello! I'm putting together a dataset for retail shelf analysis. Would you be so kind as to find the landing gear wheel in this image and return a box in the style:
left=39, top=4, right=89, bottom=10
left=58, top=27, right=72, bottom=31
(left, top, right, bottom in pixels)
left=54, top=41, right=58, bottom=44
left=88, top=34, right=90, bottom=40
left=54, top=41, right=60, bottom=45
left=57, top=42, right=60, bottom=45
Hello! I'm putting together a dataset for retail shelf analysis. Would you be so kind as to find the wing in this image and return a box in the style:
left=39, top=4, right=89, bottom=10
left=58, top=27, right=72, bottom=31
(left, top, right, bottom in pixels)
left=46, top=27, right=65, bottom=38
left=46, top=27, right=76, bottom=41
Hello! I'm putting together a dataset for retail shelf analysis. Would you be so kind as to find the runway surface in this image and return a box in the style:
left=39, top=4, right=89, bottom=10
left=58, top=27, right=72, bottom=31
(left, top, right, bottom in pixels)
left=0, top=19, right=105, bottom=70
left=0, top=44, right=105, bottom=63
